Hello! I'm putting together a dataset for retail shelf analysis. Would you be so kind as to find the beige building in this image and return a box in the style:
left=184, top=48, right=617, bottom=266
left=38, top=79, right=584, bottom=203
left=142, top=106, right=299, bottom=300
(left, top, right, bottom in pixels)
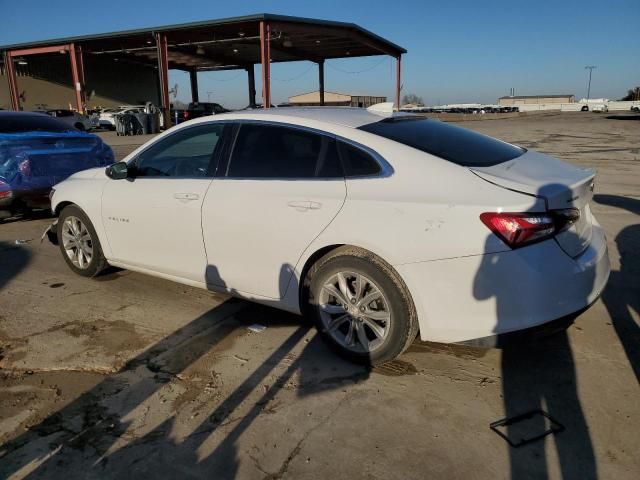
left=498, top=94, right=575, bottom=106
left=288, top=91, right=386, bottom=107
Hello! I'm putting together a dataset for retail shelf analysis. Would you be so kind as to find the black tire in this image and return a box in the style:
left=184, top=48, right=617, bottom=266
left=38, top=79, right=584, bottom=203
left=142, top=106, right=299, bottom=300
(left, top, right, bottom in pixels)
left=74, top=122, right=86, bottom=131
left=304, top=246, right=418, bottom=365
left=581, top=106, right=589, bottom=112
left=57, top=205, right=107, bottom=277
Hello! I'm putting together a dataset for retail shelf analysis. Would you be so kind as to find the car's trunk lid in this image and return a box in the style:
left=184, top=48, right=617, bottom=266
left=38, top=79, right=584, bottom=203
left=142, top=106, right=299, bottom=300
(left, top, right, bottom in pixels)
left=471, top=150, right=595, bottom=257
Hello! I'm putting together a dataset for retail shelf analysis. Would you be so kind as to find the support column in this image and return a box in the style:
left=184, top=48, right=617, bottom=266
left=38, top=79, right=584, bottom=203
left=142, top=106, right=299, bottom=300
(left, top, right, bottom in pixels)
left=318, top=60, right=325, bottom=106
left=259, top=21, right=271, bottom=109
left=3, top=51, right=20, bottom=110
left=76, top=45, right=86, bottom=108
left=68, top=43, right=84, bottom=113
left=246, top=64, right=256, bottom=108
left=395, top=55, right=402, bottom=111
left=189, top=69, right=199, bottom=103
left=155, top=32, right=170, bottom=128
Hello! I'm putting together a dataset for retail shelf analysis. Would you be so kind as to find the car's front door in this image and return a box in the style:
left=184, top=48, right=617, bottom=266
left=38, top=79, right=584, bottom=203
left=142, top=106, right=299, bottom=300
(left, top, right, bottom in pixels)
left=202, top=122, right=347, bottom=299
left=102, top=123, right=226, bottom=282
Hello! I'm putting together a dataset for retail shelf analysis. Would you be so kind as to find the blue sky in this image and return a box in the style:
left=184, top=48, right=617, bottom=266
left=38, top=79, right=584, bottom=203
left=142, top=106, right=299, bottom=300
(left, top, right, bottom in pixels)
left=1, top=0, right=638, bottom=107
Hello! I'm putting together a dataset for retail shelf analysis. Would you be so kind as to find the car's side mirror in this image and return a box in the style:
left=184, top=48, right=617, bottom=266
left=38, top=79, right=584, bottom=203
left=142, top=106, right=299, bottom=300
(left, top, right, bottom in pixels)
left=105, top=161, right=130, bottom=180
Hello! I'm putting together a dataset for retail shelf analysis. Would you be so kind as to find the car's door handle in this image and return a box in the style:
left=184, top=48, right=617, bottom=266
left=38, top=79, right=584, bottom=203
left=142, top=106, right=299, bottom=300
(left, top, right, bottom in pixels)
left=287, top=200, right=312, bottom=211
left=174, top=193, right=200, bottom=201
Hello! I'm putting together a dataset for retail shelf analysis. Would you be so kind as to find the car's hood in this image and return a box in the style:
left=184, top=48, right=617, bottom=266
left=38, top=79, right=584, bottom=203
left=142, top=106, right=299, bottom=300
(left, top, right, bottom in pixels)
left=66, top=167, right=106, bottom=180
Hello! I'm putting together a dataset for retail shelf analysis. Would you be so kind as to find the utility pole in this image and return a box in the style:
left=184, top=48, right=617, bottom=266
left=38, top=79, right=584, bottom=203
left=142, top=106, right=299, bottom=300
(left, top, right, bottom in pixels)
left=585, top=66, right=597, bottom=100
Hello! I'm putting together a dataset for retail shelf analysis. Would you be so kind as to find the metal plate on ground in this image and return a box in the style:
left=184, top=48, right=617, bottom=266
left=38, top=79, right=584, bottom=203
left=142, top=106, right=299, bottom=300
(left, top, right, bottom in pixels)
left=490, top=409, right=565, bottom=447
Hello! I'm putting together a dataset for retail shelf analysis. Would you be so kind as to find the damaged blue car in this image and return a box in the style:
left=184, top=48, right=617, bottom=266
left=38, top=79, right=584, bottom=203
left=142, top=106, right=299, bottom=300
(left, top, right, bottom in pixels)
left=0, top=111, right=114, bottom=220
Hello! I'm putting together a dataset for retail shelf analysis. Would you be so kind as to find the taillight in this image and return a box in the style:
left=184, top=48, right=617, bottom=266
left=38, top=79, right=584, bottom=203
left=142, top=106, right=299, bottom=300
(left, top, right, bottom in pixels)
left=480, top=209, right=579, bottom=249
left=183, top=111, right=189, bottom=120
left=0, top=180, right=12, bottom=200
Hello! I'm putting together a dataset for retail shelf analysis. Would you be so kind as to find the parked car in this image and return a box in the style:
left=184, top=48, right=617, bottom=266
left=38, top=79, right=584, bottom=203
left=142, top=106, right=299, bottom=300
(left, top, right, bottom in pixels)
left=46, top=108, right=610, bottom=364
left=98, top=106, right=145, bottom=130
left=43, top=109, right=93, bottom=131
left=591, top=104, right=609, bottom=113
left=0, top=112, right=114, bottom=220
left=181, top=102, right=229, bottom=122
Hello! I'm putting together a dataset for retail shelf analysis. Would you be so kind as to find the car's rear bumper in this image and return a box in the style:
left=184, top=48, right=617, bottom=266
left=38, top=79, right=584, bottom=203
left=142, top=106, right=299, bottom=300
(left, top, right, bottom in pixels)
left=396, top=217, right=610, bottom=344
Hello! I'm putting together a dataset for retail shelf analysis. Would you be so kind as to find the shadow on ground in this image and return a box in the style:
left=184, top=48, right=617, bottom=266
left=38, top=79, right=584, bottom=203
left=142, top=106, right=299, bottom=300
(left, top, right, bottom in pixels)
left=0, top=264, right=369, bottom=478
left=0, top=241, right=31, bottom=291
left=605, top=114, right=640, bottom=121
left=594, top=194, right=640, bottom=382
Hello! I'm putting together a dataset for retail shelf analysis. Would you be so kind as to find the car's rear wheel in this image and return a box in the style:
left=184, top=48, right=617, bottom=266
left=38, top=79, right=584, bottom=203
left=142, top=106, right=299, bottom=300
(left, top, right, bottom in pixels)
left=58, top=205, right=107, bottom=277
left=74, top=122, right=86, bottom=131
left=305, top=247, right=418, bottom=365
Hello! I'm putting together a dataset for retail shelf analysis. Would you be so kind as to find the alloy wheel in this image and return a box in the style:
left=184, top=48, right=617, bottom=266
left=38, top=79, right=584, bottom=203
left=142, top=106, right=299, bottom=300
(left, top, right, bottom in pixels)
left=318, top=271, right=391, bottom=353
left=62, top=215, right=93, bottom=269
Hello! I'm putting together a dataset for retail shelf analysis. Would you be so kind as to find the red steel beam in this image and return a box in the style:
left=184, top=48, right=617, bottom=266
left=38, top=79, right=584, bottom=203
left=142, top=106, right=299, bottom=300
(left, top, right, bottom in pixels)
left=3, top=51, right=20, bottom=110
left=9, top=44, right=71, bottom=57
left=68, top=43, right=84, bottom=113
left=396, top=55, right=402, bottom=111
left=155, top=32, right=171, bottom=128
left=260, top=20, right=271, bottom=108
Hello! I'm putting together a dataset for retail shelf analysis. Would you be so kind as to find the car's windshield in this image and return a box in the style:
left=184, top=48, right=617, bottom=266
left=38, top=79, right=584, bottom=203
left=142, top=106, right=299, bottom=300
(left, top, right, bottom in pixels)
left=358, top=117, right=525, bottom=167
left=0, top=113, right=74, bottom=133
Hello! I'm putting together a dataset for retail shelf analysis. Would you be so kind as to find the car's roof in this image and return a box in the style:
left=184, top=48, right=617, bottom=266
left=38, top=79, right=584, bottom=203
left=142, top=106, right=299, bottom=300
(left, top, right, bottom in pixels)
left=208, top=107, right=415, bottom=129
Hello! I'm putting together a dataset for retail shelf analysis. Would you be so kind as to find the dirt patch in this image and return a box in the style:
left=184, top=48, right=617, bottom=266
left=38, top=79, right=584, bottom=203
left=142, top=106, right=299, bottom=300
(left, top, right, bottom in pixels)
left=407, top=341, right=488, bottom=359
left=0, top=370, right=105, bottom=444
left=63, top=319, right=148, bottom=355
left=372, top=359, right=418, bottom=377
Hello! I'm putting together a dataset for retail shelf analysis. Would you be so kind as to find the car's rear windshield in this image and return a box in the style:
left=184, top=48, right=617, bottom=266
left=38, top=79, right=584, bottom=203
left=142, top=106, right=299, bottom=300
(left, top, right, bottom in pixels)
left=358, top=117, right=525, bottom=167
left=0, top=113, right=73, bottom=133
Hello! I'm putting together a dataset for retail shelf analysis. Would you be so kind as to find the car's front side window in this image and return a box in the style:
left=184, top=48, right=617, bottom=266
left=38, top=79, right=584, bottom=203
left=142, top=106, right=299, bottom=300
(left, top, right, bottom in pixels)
left=134, top=123, right=225, bottom=178
left=226, top=123, right=342, bottom=179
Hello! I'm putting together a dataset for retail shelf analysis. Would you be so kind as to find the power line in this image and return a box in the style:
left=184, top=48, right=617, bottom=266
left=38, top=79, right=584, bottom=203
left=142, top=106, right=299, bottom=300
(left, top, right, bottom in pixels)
left=327, top=57, right=387, bottom=74
left=208, top=71, right=245, bottom=82
left=271, top=64, right=314, bottom=82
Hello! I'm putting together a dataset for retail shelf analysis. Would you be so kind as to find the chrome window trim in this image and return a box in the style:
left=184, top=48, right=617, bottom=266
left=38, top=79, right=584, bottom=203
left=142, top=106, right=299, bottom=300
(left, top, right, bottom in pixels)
left=220, top=119, right=394, bottom=181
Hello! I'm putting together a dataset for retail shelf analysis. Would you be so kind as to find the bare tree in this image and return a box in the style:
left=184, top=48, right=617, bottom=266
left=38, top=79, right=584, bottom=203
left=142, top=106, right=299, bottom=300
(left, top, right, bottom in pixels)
left=620, top=87, right=640, bottom=101
left=401, top=93, right=424, bottom=106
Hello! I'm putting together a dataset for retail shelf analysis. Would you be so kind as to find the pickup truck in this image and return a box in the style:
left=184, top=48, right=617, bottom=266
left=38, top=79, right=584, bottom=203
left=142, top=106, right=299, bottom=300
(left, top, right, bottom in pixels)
left=181, top=102, right=229, bottom=122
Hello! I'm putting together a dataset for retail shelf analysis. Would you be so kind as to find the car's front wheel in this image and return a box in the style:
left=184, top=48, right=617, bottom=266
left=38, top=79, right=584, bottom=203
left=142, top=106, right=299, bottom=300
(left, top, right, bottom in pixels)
left=305, top=247, right=418, bottom=365
left=57, top=205, right=107, bottom=277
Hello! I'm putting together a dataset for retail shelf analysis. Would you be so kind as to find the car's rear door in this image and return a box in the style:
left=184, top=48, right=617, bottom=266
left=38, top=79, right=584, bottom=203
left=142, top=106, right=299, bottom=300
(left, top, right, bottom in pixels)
left=101, top=122, right=226, bottom=282
left=202, top=121, right=346, bottom=298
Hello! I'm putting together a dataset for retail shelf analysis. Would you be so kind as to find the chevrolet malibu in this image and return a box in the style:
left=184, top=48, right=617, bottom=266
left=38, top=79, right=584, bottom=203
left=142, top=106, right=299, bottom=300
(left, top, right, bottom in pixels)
left=48, top=107, right=610, bottom=364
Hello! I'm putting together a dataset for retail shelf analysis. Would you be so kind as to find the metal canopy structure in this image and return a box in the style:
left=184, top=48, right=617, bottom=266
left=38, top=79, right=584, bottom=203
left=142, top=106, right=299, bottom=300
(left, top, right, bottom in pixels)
left=1, top=13, right=406, bottom=126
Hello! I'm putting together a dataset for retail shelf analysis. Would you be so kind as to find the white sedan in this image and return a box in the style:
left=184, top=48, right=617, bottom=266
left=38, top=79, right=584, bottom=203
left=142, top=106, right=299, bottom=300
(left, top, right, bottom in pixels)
left=48, top=107, right=610, bottom=364
left=98, top=106, right=144, bottom=129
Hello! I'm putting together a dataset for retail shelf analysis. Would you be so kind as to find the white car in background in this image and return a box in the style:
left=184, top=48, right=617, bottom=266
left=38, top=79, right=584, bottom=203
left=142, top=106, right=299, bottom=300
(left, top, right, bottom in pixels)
left=98, top=106, right=144, bottom=129
left=591, top=104, right=609, bottom=113
left=47, top=107, right=610, bottom=364
left=43, top=109, right=93, bottom=131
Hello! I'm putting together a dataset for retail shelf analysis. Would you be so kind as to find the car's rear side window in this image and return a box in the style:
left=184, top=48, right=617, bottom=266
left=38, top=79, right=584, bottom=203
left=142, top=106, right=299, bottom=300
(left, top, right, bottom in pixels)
left=337, top=141, right=381, bottom=177
left=358, top=118, right=524, bottom=167
left=227, top=123, right=342, bottom=179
